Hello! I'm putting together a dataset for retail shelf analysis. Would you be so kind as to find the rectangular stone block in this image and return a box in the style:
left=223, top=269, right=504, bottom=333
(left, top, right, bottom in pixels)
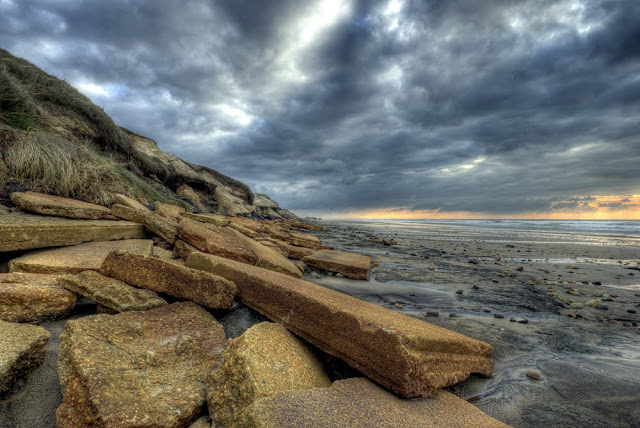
left=187, top=253, right=494, bottom=398
left=102, top=251, right=236, bottom=310
left=110, top=204, right=177, bottom=244
left=0, top=214, right=145, bottom=252
left=0, top=320, right=50, bottom=395
left=303, top=249, right=371, bottom=280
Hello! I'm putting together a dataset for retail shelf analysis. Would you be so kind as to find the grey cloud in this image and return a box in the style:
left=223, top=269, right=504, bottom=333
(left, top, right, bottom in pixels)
left=1, top=0, right=639, bottom=216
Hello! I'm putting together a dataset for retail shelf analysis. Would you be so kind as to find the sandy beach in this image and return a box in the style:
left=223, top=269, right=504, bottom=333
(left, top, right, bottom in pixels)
left=306, top=220, right=640, bottom=427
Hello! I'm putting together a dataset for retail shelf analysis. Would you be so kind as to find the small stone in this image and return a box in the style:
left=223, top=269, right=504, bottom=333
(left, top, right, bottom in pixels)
left=569, top=303, right=583, bottom=309
left=394, top=303, right=404, bottom=309
left=592, top=281, right=602, bottom=286
left=595, top=304, right=609, bottom=310
left=426, top=311, right=439, bottom=317
left=0, top=320, right=50, bottom=395
left=525, top=370, right=541, bottom=381
left=567, top=314, right=577, bottom=319
left=627, top=309, right=637, bottom=314
left=493, top=313, right=504, bottom=319
left=455, top=289, right=463, bottom=295
left=586, top=298, right=601, bottom=308
left=472, top=285, right=480, bottom=290
left=516, top=267, right=524, bottom=272
left=510, top=317, right=529, bottom=324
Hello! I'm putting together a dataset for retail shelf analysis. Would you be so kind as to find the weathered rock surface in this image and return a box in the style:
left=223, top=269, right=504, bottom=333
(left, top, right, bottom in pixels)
left=102, top=251, right=236, bottom=309
left=0, top=213, right=145, bottom=252
left=153, top=245, right=177, bottom=261
left=181, top=212, right=230, bottom=226
left=58, top=270, right=167, bottom=312
left=176, top=184, right=207, bottom=212
left=114, top=193, right=150, bottom=211
left=174, top=239, right=200, bottom=260
left=111, top=204, right=177, bottom=243
left=237, top=377, right=510, bottom=428
left=303, top=249, right=372, bottom=280
left=0, top=320, right=50, bottom=395
left=56, top=302, right=227, bottom=428
left=0, top=273, right=76, bottom=322
left=188, top=416, right=212, bottom=428
left=208, top=322, right=331, bottom=427
left=178, top=219, right=301, bottom=278
left=10, top=191, right=113, bottom=220
left=154, top=202, right=185, bottom=220
left=286, top=232, right=329, bottom=250
left=9, top=239, right=153, bottom=274
left=259, top=238, right=314, bottom=259
left=228, top=222, right=259, bottom=238
left=187, top=253, right=494, bottom=398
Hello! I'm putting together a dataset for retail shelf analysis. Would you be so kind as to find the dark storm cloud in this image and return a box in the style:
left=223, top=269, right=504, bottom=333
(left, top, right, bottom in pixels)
left=1, top=0, right=639, bottom=216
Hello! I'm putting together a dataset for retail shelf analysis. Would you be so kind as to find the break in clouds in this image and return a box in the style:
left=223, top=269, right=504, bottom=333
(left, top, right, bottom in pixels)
left=1, top=0, right=639, bottom=217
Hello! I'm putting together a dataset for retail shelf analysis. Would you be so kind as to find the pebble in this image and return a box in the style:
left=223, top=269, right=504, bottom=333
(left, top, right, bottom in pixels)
left=448, top=313, right=459, bottom=318
left=595, top=304, right=609, bottom=310
left=455, top=289, right=463, bottom=295
left=516, top=267, right=524, bottom=272
left=567, top=314, right=577, bottom=319
left=628, top=309, right=637, bottom=314
left=426, top=311, right=439, bottom=317
left=592, top=281, right=602, bottom=285
left=482, top=308, right=491, bottom=313
left=493, top=313, right=505, bottom=319
left=525, top=370, right=542, bottom=381
left=472, top=285, right=480, bottom=290
left=510, top=317, right=529, bottom=324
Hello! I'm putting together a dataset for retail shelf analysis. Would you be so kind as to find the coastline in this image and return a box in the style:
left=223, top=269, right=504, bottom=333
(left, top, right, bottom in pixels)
left=305, top=219, right=640, bottom=427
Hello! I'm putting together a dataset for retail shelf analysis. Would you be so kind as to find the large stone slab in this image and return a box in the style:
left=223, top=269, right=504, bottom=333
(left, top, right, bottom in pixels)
left=111, top=204, right=177, bottom=244
left=303, top=249, right=372, bottom=280
left=181, top=212, right=230, bottom=227
left=286, top=232, right=329, bottom=250
left=0, top=320, right=50, bottom=395
left=59, top=270, right=167, bottom=312
left=10, top=192, right=113, bottom=220
left=228, top=222, right=259, bottom=238
left=56, top=302, right=227, bottom=428
left=0, top=213, right=145, bottom=252
left=187, top=253, right=494, bottom=398
left=237, top=377, right=510, bottom=428
left=0, top=273, right=76, bottom=322
left=9, top=239, right=153, bottom=274
left=102, top=251, right=236, bottom=309
left=154, top=202, right=185, bottom=220
left=208, top=322, right=331, bottom=427
left=259, top=238, right=314, bottom=260
left=114, top=193, right=150, bottom=211
left=178, top=219, right=301, bottom=278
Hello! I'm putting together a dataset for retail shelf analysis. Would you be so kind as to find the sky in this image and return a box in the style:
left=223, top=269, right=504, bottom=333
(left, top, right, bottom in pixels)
left=1, top=0, right=639, bottom=219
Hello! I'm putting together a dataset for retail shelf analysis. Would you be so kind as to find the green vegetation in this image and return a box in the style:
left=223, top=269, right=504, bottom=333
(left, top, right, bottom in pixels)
left=0, top=65, right=37, bottom=130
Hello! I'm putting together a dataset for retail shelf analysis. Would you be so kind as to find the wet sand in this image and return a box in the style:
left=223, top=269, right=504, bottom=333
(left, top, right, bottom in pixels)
left=308, top=220, right=640, bottom=427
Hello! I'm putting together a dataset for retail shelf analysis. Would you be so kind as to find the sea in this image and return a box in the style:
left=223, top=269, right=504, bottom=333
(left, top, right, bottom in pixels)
left=354, top=219, right=640, bottom=237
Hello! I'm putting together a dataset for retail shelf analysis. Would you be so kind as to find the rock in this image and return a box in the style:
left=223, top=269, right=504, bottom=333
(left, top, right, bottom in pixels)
left=493, top=313, right=505, bottom=319
left=208, top=322, right=331, bottom=427
left=188, top=416, right=212, bottom=428
left=426, top=311, right=439, bottom=317
left=56, top=302, right=227, bottom=428
left=595, top=304, right=609, bottom=310
left=472, top=284, right=480, bottom=290
left=178, top=218, right=302, bottom=277
left=237, top=377, right=510, bottom=428
left=181, top=212, right=230, bottom=227
left=114, top=193, right=150, bottom=211
left=286, top=232, right=330, bottom=250
left=259, top=238, right=314, bottom=259
left=174, top=239, right=200, bottom=260
left=10, top=191, right=113, bottom=220
left=0, top=205, right=11, bottom=214
left=516, top=267, right=524, bottom=272
left=153, top=245, right=177, bottom=261
left=586, top=298, right=602, bottom=308
left=176, top=184, right=207, bottom=212
left=0, top=320, right=50, bottom=395
left=0, top=273, right=76, bottom=322
left=510, top=317, right=529, bottom=324
left=229, top=222, right=260, bottom=238
left=628, top=309, right=637, bottom=314
left=0, top=213, right=145, bottom=252
left=525, top=370, right=542, bottom=380
left=8, top=239, right=153, bottom=274
left=111, top=204, right=178, bottom=244
left=592, top=281, right=602, bottom=286
left=58, top=270, right=167, bottom=313
left=154, top=202, right=185, bottom=220
left=302, top=250, right=371, bottom=280
left=569, top=303, right=584, bottom=309
left=186, top=253, right=494, bottom=398
left=456, top=289, right=464, bottom=295
left=102, top=251, right=236, bottom=310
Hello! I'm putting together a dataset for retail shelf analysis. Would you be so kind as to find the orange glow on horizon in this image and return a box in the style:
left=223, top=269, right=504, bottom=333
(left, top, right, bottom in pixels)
left=322, top=194, right=640, bottom=220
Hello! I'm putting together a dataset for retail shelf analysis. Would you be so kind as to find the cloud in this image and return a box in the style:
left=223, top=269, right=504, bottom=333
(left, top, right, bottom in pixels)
left=1, top=0, right=639, bottom=217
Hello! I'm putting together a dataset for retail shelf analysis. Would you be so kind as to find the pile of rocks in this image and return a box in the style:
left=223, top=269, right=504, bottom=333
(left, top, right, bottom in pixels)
left=1, top=191, right=508, bottom=427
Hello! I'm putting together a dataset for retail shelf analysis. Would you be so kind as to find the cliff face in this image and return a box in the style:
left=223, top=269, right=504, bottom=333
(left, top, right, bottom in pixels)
left=0, top=48, right=294, bottom=219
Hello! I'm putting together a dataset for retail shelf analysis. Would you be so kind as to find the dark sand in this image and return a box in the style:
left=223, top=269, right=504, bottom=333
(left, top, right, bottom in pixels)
left=2, top=220, right=639, bottom=427
left=309, top=220, right=640, bottom=428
